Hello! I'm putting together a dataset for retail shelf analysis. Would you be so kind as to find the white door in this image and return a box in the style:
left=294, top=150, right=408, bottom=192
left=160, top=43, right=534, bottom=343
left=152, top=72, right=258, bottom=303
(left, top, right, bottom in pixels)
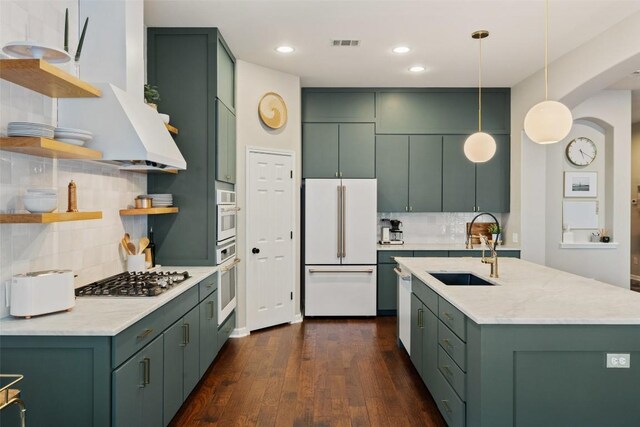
left=304, top=179, right=341, bottom=265
left=247, top=150, right=295, bottom=331
left=341, top=179, right=377, bottom=265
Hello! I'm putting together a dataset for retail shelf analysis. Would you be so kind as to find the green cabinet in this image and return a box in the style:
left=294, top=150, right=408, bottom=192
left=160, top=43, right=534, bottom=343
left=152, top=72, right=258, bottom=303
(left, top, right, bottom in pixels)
left=377, top=263, right=397, bottom=313
left=442, top=134, right=510, bottom=213
left=303, top=123, right=375, bottom=178
left=410, top=289, right=439, bottom=389
left=302, top=90, right=376, bottom=122
left=410, top=293, right=424, bottom=380
left=147, top=27, right=235, bottom=265
left=113, top=335, right=164, bottom=427
left=163, top=305, right=201, bottom=425
left=216, top=99, right=237, bottom=183
left=199, top=290, right=219, bottom=377
left=376, top=135, right=443, bottom=212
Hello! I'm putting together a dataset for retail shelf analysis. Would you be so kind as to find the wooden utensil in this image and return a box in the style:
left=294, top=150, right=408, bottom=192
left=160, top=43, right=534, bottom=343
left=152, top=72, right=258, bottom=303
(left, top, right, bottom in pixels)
left=127, top=242, right=137, bottom=256
left=121, top=238, right=130, bottom=255
left=138, top=237, right=150, bottom=255
left=124, top=233, right=131, bottom=245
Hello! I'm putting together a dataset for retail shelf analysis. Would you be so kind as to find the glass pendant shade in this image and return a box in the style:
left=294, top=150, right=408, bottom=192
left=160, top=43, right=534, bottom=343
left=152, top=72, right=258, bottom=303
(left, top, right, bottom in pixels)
left=524, top=100, right=573, bottom=144
left=464, top=132, right=496, bottom=163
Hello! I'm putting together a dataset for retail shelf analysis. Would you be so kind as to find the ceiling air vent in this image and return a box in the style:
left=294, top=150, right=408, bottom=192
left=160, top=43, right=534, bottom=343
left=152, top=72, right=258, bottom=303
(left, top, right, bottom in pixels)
left=331, top=40, right=360, bottom=47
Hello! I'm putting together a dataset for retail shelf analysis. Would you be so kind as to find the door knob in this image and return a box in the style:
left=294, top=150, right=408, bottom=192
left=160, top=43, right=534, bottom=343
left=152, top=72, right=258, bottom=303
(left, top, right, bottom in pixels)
left=252, top=248, right=260, bottom=254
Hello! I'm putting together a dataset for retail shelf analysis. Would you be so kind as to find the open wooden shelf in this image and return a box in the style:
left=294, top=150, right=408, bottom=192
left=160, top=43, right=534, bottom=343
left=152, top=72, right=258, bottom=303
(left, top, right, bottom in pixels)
left=165, top=123, right=178, bottom=135
left=119, top=207, right=179, bottom=216
left=0, top=137, right=102, bottom=160
left=0, top=59, right=101, bottom=98
left=0, top=211, right=102, bottom=224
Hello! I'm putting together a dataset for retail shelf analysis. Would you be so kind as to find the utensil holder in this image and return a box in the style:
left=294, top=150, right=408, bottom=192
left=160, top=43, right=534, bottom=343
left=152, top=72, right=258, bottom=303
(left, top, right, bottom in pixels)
left=127, top=254, right=146, bottom=272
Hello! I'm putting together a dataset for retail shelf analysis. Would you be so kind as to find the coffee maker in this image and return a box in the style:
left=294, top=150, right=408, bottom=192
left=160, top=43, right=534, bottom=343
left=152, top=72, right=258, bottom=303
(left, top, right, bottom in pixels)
left=379, top=218, right=404, bottom=245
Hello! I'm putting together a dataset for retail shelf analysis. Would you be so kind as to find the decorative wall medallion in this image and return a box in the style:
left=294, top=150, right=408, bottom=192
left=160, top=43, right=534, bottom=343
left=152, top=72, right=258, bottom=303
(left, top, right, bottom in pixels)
left=258, top=92, right=287, bottom=129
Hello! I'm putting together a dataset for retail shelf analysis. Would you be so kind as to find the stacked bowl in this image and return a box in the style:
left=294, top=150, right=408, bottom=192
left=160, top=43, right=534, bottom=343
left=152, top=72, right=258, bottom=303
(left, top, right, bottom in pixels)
left=54, top=127, right=93, bottom=146
left=8, top=122, right=55, bottom=138
left=24, top=188, right=58, bottom=213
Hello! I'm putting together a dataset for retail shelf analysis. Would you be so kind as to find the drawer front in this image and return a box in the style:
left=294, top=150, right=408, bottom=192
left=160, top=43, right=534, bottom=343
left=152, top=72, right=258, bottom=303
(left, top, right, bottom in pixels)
left=498, top=250, right=520, bottom=258
left=113, top=286, right=199, bottom=368
left=377, top=250, right=413, bottom=264
left=435, top=370, right=466, bottom=427
left=217, top=310, right=236, bottom=352
left=439, top=298, right=466, bottom=341
left=438, top=320, right=466, bottom=371
left=448, top=250, right=481, bottom=258
left=412, top=276, right=438, bottom=315
left=199, top=273, right=218, bottom=300
left=438, top=346, right=466, bottom=400
left=413, top=250, right=449, bottom=258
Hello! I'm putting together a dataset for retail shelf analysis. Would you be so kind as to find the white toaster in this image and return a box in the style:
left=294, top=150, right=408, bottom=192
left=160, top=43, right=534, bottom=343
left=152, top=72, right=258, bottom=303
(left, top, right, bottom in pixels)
left=10, top=270, right=75, bottom=318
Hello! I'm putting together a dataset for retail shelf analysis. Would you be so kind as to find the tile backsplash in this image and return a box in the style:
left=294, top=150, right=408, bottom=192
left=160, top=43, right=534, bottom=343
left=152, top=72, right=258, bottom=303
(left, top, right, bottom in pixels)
left=0, top=0, right=147, bottom=318
left=377, top=212, right=504, bottom=244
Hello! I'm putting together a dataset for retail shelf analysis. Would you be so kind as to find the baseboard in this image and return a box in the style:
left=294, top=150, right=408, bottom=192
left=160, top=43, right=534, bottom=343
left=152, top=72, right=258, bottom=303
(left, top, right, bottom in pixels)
left=291, top=313, right=304, bottom=324
left=230, top=327, right=249, bottom=338
left=631, top=274, right=640, bottom=282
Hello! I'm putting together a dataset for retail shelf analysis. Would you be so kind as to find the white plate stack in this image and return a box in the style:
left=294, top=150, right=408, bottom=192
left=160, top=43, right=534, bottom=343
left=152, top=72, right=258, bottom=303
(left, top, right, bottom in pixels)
left=8, top=122, right=55, bottom=138
left=54, top=127, right=93, bottom=146
left=145, top=194, right=173, bottom=207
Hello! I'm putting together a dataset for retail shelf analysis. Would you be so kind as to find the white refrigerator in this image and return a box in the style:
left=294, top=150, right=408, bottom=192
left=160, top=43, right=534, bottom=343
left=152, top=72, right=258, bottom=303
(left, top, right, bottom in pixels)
left=304, top=179, right=377, bottom=316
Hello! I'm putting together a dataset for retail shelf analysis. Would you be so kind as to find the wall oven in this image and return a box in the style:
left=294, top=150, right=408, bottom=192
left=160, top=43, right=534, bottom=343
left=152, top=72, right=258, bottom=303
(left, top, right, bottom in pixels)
left=217, top=190, right=239, bottom=244
left=217, top=255, right=240, bottom=325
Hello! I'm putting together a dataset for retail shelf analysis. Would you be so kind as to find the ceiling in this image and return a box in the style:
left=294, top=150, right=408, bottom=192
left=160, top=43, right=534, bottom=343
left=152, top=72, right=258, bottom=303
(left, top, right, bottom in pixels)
left=145, top=0, right=640, bottom=88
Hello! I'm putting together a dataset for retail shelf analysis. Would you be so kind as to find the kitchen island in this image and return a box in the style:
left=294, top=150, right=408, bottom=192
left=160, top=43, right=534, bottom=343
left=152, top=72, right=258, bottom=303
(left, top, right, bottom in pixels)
left=0, top=266, right=236, bottom=427
left=396, top=257, right=640, bottom=427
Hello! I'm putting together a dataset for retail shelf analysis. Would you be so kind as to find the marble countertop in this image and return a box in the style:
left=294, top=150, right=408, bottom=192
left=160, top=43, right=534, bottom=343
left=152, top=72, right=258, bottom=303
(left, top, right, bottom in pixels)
left=0, top=266, right=217, bottom=336
left=377, top=243, right=521, bottom=251
left=396, top=257, right=640, bottom=325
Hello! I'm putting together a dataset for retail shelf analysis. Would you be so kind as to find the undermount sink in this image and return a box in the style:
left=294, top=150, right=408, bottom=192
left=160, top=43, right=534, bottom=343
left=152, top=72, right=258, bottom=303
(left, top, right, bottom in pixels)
left=428, top=272, right=495, bottom=286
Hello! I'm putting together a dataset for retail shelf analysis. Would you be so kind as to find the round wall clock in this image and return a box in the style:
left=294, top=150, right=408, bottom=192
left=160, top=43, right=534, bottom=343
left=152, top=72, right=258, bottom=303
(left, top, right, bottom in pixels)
left=565, top=137, right=597, bottom=166
left=258, top=92, right=288, bottom=129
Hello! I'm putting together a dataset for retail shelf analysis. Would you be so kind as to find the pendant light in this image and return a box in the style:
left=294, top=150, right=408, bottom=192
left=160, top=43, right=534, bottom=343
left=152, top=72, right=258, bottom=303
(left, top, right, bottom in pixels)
left=523, top=0, right=573, bottom=144
left=464, top=30, right=496, bottom=163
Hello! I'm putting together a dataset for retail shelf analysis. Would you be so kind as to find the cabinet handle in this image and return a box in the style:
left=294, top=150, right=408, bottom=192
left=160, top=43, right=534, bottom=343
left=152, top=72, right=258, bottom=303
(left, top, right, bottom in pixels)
left=441, top=338, right=453, bottom=350
left=405, top=206, right=408, bottom=212
left=418, top=308, right=424, bottom=328
left=441, top=400, right=452, bottom=414
left=443, top=312, right=454, bottom=322
left=181, top=324, right=188, bottom=346
left=139, top=360, right=146, bottom=388
left=340, top=172, right=343, bottom=177
left=186, top=323, right=190, bottom=345
left=208, top=300, right=215, bottom=320
left=442, top=365, right=454, bottom=377
left=335, top=172, right=338, bottom=177
left=409, top=206, right=413, bottom=211
left=137, top=328, right=153, bottom=341
left=226, top=175, right=230, bottom=179
left=142, top=358, right=151, bottom=386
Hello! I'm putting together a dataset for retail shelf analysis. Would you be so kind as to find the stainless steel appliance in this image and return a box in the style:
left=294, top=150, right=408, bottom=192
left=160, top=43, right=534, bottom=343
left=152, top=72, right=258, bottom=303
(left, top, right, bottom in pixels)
left=216, top=190, right=239, bottom=243
left=379, top=218, right=391, bottom=244
left=217, top=240, right=237, bottom=265
left=217, top=257, right=240, bottom=325
left=389, top=219, right=404, bottom=244
left=75, top=271, right=190, bottom=297
left=395, top=265, right=412, bottom=352
left=304, top=179, right=377, bottom=316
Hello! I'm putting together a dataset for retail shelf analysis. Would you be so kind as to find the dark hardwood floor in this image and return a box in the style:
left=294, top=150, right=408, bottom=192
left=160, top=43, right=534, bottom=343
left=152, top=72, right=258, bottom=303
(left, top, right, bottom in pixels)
left=170, top=317, right=446, bottom=427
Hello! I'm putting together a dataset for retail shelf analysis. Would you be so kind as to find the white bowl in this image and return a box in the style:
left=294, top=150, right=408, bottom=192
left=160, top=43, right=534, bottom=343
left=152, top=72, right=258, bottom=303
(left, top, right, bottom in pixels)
left=158, top=113, right=170, bottom=124
left=23, top=195, right=57, bottom=213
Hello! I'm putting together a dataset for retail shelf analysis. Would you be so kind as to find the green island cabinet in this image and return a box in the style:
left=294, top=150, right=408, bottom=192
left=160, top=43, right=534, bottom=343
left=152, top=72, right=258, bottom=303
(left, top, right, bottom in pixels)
left=302, top=122, right=375, bottom=178
left=377, top=250, right=519, bottom=315
left=0, top=274, right=235, bottom=427
left=408, top=276, right=640, bottom=427
left=147, top=27, right=236, bottom=266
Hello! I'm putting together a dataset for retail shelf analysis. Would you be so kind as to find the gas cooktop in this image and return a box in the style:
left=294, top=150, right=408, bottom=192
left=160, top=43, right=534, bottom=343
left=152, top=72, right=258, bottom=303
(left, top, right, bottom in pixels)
left=75, top=271, right=190, bottom=297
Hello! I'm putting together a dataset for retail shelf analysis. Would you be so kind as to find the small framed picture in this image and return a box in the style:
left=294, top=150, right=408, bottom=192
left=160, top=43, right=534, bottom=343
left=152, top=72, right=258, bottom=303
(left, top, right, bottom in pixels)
left=564, top=172, right=597, bottom=198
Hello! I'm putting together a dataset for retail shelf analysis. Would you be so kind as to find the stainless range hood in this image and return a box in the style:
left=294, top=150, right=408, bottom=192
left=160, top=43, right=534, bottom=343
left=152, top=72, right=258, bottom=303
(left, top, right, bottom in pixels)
left=58, top=83, right=186, bottom=171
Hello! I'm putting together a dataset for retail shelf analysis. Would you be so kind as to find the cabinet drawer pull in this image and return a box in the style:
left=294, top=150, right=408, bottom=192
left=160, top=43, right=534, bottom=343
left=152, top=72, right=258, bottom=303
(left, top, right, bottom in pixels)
left=441, top=399, right=452, bottom=414
left=441, top=338, right=453, bottom=350
left=137, top=328, right=153, bottom=340
left=208, top=300, right=215, bottom=320
left=181, top=324, right=189, bottom=346
left=443, top=312, right=454, bottom=322
left=442, top=365, right=454, bottom=377
left=393, top=267, right=410, bottom=280
left=140, top=357, right=150, bottom=386
left=139, top=360, right=146, bottom=388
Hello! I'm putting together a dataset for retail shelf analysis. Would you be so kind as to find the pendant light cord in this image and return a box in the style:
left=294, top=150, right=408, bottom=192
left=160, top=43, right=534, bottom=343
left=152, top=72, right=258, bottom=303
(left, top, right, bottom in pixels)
left=478, top=33, right=482, bottom=132
left=545, top=0, right=549, bottom=100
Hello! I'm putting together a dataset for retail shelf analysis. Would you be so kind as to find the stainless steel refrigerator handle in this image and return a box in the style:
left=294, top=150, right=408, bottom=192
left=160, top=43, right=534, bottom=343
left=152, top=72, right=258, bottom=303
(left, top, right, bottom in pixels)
left=342, top=185, right=347, bottom=258
left=337, top=185, right=342, bottom=258
left=308, top=268, right=374, bottom=274
left=393, top=267, right=411, bottom=280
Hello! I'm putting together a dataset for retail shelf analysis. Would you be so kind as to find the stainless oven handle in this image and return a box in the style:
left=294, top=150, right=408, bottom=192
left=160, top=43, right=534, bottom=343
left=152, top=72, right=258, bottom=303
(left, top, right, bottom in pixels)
left=308, top=268, right=374, bottom=274
left=337, top=185, right=342, bottom=258
left=342, top=185, right=346, bottom=258
left=393, top=267, right=411, bottom=280
left=220, top=258, right=241, bottom=272
left=220, top=206, right=241, bottom=213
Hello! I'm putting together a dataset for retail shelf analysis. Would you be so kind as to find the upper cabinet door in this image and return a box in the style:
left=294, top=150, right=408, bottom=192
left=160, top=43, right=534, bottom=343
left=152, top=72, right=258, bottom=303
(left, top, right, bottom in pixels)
left=476, top=134, right=510, bottom=212
left=376, top=135, right=409, bottom=212
left=216, top=99, right=230, bottom=182
left=217, top=38, right=235, bottom=111
left=442, top=135, right=476, bottom=212
left=226, top=109, right=237, bottom=184
left=303, top=123, right=339, bottom=178
left=409, top=135, right=443, bottom=212
left=302, top=91, right=375, bottom=122
left=339, top=123, right=375, bottom=178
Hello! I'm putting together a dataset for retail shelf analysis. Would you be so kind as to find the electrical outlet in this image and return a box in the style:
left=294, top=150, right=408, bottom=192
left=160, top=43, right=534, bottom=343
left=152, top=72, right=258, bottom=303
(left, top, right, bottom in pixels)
left=606, top=353, right=631, bottom=368
left=512, top=233, right=519, bottom=243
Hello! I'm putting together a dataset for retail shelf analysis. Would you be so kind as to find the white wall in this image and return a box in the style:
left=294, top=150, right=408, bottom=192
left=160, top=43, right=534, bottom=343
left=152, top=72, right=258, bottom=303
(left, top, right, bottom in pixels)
left=0, top=0, right=147, bottom=318
left=235, top=60, right=301, bottom=332
left=543, top=91, right=631, bottom=288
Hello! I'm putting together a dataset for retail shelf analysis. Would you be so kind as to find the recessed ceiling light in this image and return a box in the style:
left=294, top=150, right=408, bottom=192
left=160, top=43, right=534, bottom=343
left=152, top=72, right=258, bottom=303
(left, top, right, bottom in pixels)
left=409, top=65, right=425, bottom=73
left=276, top=46, right=295, bottom=54
left=393, top=46, right=411, bottom=54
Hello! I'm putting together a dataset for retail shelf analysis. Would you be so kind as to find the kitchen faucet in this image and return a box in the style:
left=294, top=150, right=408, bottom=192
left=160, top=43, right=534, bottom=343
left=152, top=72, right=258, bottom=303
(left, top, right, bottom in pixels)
left=466, top=212, right=500, bottom=278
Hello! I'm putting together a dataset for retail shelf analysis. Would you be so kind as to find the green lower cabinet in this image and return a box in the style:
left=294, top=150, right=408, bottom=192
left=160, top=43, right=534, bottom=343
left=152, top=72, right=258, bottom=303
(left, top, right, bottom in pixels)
left=377, top=263, right=397, bottom=314
left=422, top=307, right=439, bottom=390
left=410, top=293, right=425, bottom=381
left=199, top=290, right=219, bottom=377
left=163, top=305, right=200, bottom=425
left=113, top=334, right=164, bottom=427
